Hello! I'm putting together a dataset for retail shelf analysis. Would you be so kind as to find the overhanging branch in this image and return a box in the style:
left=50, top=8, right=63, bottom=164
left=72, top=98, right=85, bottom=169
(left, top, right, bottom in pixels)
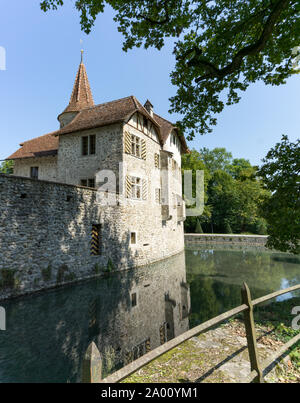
left=187, top=0, right=291, bottom=83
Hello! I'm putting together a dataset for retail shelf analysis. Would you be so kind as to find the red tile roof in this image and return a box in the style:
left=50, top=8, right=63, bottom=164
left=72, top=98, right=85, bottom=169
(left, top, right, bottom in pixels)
left=7, top=132, right=59, bottom=160
left=7, top=96, right=188, bottom=160
left=61, top=61, right=94, bottom=114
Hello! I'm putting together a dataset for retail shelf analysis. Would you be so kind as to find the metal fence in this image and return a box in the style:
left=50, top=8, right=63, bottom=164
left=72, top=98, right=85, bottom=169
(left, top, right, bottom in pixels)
left=82, top=282, right=300, bottom=383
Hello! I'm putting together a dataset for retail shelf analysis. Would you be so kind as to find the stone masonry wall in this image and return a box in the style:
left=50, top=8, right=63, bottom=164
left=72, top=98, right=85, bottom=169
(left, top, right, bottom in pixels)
left=0, top=174, right=185, bottom=300
left=13, top=156, right=58, bottom=182
left=57, top=123, right=123, bottom=187
left=185, top=233, right=268, bottom=247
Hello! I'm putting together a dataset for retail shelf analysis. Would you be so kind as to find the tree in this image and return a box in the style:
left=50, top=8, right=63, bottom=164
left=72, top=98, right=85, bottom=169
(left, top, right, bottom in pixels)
left=41, top=0, right=300, bottom=139
left=258, top=135, right=300, bottom=254
left=195, top=218, right=203, bottom=234
left=0, top=160, right=14, bottom=174
left=200, top=147, right=232, bottom=174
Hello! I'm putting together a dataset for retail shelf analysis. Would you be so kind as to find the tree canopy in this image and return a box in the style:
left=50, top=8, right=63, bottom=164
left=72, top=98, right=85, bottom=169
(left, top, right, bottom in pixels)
left=41, top=0, right=300, bottom=139
left=0, top=160, right=14, bottom=174
left=258, top=135, right=300, bottom=254
left=182, top=148, right=269, bottom=235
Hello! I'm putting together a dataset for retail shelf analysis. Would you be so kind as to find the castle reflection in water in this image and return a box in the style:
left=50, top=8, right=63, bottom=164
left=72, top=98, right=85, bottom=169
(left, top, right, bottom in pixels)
left=0, top=252, right=189, bottom=382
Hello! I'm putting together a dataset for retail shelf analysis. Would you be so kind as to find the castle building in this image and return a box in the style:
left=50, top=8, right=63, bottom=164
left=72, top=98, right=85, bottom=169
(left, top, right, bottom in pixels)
left=1, top=56, right=189, bottom=299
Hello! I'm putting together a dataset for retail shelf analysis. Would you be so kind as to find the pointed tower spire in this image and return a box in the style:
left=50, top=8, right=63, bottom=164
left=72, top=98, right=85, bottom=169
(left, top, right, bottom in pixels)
left=63, top=52, right=95, bottom=113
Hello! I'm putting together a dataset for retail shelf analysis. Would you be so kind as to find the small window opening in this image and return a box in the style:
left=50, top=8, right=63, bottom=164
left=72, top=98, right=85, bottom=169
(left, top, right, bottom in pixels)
left=82, top=136, right=89, bottom=156
left=30, top=167, right=39, bottom=180
left=131, top=293, right=137, bottom=307
left=130, top=232, right=137, bottom=245
left=89, top=135, right=96, bottom=155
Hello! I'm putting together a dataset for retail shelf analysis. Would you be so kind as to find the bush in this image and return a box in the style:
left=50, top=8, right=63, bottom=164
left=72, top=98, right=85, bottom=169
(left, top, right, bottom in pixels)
left=255, top=218, right=268, bottom=235
left=195, top=219, right=203, bottom=233
left=224, top=222, right=233, bottom=234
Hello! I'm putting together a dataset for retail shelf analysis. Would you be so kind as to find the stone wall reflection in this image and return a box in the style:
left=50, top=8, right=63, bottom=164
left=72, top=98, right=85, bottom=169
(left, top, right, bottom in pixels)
left=0, top=252, right=189, bottom=382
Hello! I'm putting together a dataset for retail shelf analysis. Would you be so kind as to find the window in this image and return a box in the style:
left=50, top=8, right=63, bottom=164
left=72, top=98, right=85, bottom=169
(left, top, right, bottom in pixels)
left=154, top=153, right=160, bottom=168
left=82, top=135, right=96, bottom=156
left=155, top=188, right=161, bottom=204
left=30, top=167, right=39, bottom=180
left=130, top=232, right=137, bottom=245
left=131, top=135, right=141, bottom=158
left=82, top=136, right=89, bottom=156
left=143, top=116, right=148, bottom=132
left=88, top=178, right=95, bottom=188
left=131, top=292, right=137, bottom=307
left=89, top=135, right=96, bottom=155
left=131, top=177, right=142, bottom=199
left=81, top=178, right=96, bottom=188
left=91, top=224, right=101, bottom=255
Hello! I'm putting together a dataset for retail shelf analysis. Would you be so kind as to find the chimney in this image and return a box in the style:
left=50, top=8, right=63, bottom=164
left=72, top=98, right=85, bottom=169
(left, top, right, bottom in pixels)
left=144, top=100, right=154, bottom=117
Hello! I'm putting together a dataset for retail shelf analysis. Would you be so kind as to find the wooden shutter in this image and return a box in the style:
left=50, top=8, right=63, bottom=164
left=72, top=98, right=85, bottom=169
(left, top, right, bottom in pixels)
left=141, top=139, right=147, bottom=160
left=126, top=175, right=132, bottom=198
left=142, top=179, right=147, bottom=200
left=91, top=225, right=101, bottom=255
left=124, top=131, right=132, bottom=154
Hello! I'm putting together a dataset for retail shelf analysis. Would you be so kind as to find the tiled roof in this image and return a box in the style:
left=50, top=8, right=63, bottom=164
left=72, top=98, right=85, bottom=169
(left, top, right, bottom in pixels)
left=154, top=113, right=189, bottom=153
left=7, top=96, right=188, bottom=160
left=7, top=132, right=59, bottom=160
left=61, top=61, right=94, bottom=114
left=57, top=95, right=159, bottom=136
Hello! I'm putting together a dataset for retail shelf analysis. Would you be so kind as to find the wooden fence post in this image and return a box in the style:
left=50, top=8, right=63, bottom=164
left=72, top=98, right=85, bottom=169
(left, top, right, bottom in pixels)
left=241, top=282, right=263, bottom=383
left=82, top=342, right=102, bottom=383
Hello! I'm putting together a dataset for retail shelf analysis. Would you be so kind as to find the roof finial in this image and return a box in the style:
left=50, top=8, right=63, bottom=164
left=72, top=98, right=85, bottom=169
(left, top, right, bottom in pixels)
left=81, top=49, right=84, bottom=64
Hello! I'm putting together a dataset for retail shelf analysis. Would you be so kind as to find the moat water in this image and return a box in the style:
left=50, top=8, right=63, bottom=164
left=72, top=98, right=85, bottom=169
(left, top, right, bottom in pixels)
left=0, top=244, right=299, bottom=383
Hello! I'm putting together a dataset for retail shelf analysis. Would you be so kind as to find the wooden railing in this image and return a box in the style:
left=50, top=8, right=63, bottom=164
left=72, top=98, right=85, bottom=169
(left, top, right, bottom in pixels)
left=82, top=282, right=300, bottom=384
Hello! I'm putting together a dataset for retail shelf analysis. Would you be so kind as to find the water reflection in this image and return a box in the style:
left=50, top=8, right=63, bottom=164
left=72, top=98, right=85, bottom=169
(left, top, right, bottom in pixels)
left=1, top=245, right=299, bottom=383
left=0, top=252, right=189, bottom=382
left=186, top=245, right=300, bottom=328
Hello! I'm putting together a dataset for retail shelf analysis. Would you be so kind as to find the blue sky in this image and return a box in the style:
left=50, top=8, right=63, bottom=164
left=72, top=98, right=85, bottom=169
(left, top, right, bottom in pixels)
left=0, top=1, right=299, bottom=164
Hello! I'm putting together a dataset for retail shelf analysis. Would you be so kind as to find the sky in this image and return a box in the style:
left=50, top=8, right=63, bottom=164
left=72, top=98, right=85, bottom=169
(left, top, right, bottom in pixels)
left=0, top=1, right=299, bottom=165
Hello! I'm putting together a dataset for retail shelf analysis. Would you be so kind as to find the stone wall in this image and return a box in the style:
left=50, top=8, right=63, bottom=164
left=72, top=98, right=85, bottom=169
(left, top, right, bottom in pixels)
left=0, top=252, right=189, bottom=382
left=13, top=156, right=58, bottom=182
left=57, top=123, right=123, bottom=186
left=0, top=174, right=185, bottom=300
left=185, top=233, right=268, bottom=247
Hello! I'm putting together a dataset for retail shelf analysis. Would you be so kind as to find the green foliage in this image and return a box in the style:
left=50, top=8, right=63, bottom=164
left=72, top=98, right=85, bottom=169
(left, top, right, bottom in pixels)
left=41, top=0, right=300, bottom=138
left=224, top=222, right=233, bottom=234
left=56, top=264, right=69, bottom=284
left=195, top=219, right=203, bottom=234
left=0, top=160, right=14, bottom=174
left=106, top=258, right=115, bottom=272
left=41, top=265, right=52, bottom=282
left=258, top=135, right=300, bottom=254
left=183, top=148, right=270, bottom=235
left=254, top=218, right=268, bottom=235
left=0, top=269, right=16, bottom=288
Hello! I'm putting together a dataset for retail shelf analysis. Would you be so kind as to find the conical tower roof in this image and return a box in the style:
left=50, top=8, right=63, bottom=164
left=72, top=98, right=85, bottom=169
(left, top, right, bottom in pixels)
left=63, top=52, right=94, bottom=113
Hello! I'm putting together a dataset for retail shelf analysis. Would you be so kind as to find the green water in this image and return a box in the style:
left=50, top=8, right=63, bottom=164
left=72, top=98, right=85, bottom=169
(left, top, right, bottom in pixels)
left=185, top=244, right=300, bottom=328
left=0, top=245, right=299, bottom=382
